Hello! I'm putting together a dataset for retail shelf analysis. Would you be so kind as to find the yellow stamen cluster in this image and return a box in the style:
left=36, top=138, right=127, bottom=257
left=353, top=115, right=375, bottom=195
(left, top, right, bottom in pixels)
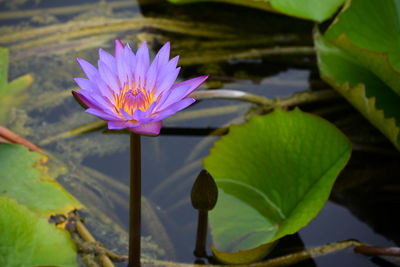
left=113, top=79, right=155, bottom=117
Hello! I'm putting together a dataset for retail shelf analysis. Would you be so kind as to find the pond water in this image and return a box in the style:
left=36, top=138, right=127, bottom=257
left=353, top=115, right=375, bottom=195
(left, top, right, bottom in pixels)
left=1, top=0, right=399, bottom=266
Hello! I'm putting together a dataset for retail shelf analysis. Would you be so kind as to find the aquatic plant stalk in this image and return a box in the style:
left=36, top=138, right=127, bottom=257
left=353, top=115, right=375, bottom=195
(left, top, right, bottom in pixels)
left=194, top=210, right=208, bottom=257
left=140, top=240, right=363, bottom=267
left=129, top=133, right=141, bottom=266
left=191, top=170, right=218, bottom=258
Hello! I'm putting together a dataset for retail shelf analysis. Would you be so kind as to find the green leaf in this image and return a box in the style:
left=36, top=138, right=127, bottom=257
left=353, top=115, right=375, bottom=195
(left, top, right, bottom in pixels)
left=0, top=46, right=33, bottom=124
left=168, top=0, right=345, bottom=22
left=324, top=0, right=400, bottom=95
left=315, top=31, right=400, bottom=150
left=267, top=0, right=346, bottom=22
left=0, top=196, right=77, bottom=267
left=203, top=108, right=351, bottom=263
left=0, top=143, right=82, bottom=217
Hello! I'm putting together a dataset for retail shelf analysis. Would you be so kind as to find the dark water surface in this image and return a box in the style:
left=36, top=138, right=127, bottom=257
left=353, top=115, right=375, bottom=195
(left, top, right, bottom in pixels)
left=1, top=0, right=399, bottom=266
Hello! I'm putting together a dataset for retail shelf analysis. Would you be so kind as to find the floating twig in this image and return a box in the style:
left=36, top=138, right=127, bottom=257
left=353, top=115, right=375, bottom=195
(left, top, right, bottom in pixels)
left=69, top=212, right=117, bottom=267
left=354, top=245, right=400, bottom=257
left=273, top=89, right=339, bottom=109
left=0, top=125, right=46, bottom=154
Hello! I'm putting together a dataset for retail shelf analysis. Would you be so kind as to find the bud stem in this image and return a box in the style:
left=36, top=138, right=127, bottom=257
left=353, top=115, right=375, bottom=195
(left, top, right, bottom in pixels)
left=194, top=210, right=208, bottom=258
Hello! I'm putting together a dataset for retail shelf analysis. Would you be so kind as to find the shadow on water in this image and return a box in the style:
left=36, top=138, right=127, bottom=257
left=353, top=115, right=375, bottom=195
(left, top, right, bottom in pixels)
left=1, top=0, right=399, bottom=266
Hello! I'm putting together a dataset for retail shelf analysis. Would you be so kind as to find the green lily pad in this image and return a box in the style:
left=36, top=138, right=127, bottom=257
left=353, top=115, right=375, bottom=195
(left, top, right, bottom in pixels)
left=168, top=0, right=345, bottom=22
left=0, top=196, right=77, bottom=267
left=324, top=0, right=400, bottom=95
left=315, top=31, right=400, bottom=150
left=0, top=143, right=82, bottom=217
left=0, top=47, right=33, bottom=124
left=203, top=108, right=351, bottom=263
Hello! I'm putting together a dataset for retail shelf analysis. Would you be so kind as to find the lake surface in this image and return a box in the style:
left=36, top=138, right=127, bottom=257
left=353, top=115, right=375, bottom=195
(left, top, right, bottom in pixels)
left=1, top=0, right=399, bottom=266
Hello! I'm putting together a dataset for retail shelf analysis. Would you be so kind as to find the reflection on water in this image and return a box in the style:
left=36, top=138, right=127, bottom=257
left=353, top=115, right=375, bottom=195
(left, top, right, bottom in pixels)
left=1, top=0, right=399, bottom=266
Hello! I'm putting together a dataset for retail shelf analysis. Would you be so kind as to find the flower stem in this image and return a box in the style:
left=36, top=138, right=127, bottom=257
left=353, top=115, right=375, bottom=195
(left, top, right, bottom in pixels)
left=129, top=133, right=141, bottom=267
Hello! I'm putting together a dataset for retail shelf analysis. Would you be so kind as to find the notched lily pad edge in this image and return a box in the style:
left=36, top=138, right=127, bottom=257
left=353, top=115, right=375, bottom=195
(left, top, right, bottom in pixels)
left=324, top=0, right=400, bottom=96
left=205, top=108, right=352, bottom=264
left=322, top=73, right=400, bottom=150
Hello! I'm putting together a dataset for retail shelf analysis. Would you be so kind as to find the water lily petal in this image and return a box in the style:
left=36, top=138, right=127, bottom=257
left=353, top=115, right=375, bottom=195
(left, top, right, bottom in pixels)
left=157, top=75, right=208, bottom=111
left=75, top=77, right=113, bottom=101
left=146, top=60, right=158, bottom=93
left=134, top=41, right=150, bottom=88
left=92, top=73, right=116, bottom=101
left=153, top=87, right=173, bottom=112
left=99, top=48, right=117, bottom=74
left=157, top=67, right=181, bottom=96
left=74, top=77, right=97, bottom=93
left=98, top=61, right=119, bottom=93
left=132, top=109, right=152, bottom=123
left=146, top=42, right=171, bottom=93
left=86, top=108, right=120, bottom=121
left=172, top=75, right=209, bottom=93
left=153, top=98, right=195, bottom=121
left=132, top=102, right=156, bottom=123
left=119, top=107, right=135, bottom=120
left=122, top=43, right=136, bottom=75
left=152, top=42, right=171, bottom=75
left=117, top=52, right=132, bottom=87
left=78, top=88, right=112, bottom=111
left=154, top=56, right=180, bottom=96
left=158, top=56, right=179, bottom=79
left=107, top=120, right=128, bottom=130
left=77, top=58, right=98, bottom=81
left=156, top=42, right=170, bottom=69
left=72, top=91, right=95, bottom=109
left=115, top=39, right=124, bottom=58
left=129, top=121, right=162, bottom=136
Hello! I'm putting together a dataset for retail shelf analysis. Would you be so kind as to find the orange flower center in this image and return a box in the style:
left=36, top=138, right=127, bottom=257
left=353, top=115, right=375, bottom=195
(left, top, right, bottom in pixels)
left=113, top=79, right=155, bottom=117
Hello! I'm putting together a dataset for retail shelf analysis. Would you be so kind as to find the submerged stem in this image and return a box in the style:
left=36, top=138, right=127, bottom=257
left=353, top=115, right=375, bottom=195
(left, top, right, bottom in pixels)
left=68, top=212, right=116, bottom=267
left=190, top=89, right=339, bottom=110
left=129, top=133, right=141, bottom=267
left=190, top=90, right=273, bottom=106
left=141, top=240, right=362, bottom=266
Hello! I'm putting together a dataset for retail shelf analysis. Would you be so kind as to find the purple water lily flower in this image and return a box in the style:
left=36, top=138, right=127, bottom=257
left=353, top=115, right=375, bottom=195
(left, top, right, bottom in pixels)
left=73, top=40, right=208, bottom=136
